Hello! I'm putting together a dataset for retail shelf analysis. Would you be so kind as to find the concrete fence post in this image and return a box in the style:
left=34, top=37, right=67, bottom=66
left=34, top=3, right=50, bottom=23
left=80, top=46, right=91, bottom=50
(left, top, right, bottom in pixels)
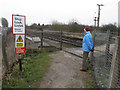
left=89, top=29, right=96, bottom=65
left=2, top=27, right=8, bottom=70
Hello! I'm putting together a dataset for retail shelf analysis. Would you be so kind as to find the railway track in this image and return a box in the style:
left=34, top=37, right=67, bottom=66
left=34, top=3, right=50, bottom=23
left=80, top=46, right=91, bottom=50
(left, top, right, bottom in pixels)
left=26, top=30, right=83, bottom=47
left=43, top=33, right=82, bottom=47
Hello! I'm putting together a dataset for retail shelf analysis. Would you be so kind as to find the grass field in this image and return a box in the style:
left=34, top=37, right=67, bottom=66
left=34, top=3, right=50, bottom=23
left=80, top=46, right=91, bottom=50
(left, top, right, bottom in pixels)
left=3, top=49, right=56, bottom=88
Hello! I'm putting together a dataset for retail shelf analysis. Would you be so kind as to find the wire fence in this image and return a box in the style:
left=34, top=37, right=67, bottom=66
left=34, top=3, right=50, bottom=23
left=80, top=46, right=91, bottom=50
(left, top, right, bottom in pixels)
left=26, top=29, right=83, bottom=50
left=2, top=27, right=16, bottom=77
left=92, top=30, right=120, bottom=88
left=0, top=27, right=2, bottom=90
left=2, top=27, right=120, bottom=88
left=108, top=36, right=120, bottom=88
left=29, top=29, right=120, bottom=88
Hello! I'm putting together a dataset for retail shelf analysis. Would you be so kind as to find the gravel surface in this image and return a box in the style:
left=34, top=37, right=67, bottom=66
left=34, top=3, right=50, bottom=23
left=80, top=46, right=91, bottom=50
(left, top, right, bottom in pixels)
left=40, top=51, right=94, bottom=88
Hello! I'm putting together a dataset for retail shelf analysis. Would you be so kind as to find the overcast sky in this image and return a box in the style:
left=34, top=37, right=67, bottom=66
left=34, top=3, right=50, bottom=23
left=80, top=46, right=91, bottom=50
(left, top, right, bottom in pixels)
left=0, top=0, right=119, bottom=27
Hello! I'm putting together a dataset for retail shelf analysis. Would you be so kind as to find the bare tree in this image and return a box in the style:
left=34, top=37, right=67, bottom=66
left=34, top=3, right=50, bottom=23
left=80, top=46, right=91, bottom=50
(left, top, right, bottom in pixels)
left=101, top=23, right=117, bottom=32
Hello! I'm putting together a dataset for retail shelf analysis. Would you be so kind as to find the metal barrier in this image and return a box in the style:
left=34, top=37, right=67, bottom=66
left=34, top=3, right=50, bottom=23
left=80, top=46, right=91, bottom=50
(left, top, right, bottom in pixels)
left=109, top=36, right=120, bottom=88
left=26, top=29, right=83, bottom=49
left=92, top=30, right=120, bottom=88
left=5, top=28, right=120, bottom=88
left=0, top=28, right=2, bottom=90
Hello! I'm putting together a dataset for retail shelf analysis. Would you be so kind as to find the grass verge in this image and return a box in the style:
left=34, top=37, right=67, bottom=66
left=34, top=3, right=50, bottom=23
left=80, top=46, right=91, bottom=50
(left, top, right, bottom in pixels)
left=86, top=64, right=97, bottom=88
left=3, top=49, right=56, bottom=88
left=86, top=80, right=96, bottom=88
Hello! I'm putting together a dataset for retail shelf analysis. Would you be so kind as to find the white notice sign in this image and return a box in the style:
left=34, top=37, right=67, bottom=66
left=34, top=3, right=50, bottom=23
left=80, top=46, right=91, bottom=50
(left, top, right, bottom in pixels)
left=12, top=14, right=26, bottom=34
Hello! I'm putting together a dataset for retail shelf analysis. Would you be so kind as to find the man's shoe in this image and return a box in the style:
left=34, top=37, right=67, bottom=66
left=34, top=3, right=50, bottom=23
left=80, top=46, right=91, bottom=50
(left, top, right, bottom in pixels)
left=80, top=68, right=87, bottom=72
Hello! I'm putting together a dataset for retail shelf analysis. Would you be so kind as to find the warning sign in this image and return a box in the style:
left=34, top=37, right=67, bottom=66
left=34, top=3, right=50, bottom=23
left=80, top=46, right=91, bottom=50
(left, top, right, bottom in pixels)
left=17, top=36, right=23, bottom=42
left=17, top=43, right=23, bottom=47
left=15, top=47, right=25, bottom=54
left=15, top=35, right=25, bottom=48
left=15, top=35, right=25, bottom=54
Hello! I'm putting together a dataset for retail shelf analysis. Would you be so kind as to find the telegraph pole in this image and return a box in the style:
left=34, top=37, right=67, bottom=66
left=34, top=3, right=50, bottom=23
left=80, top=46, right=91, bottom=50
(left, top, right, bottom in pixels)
left=97, top=4, right=104, bottom=28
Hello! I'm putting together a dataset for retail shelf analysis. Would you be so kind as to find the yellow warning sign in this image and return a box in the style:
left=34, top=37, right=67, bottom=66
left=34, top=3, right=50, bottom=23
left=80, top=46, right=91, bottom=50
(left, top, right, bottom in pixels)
left=17, top=43, right=23, bottom=47
left=17, top=36, right=23, bottom=42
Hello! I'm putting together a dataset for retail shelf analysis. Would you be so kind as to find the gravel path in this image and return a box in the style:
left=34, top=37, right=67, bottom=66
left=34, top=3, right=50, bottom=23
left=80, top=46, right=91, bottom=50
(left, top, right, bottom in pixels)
left=40, top=51, right=93, bottom=88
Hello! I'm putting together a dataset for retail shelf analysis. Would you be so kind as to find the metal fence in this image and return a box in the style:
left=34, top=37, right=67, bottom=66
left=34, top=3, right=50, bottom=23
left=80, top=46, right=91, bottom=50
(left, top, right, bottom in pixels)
left=2, top=27, right=16, bottom=77
left=2, top=27, right=120, bottom=88
left=26, top=29, right=83, bottom=50
left=92, top=30, right=120, bottom=88
left=0, top=27, right=2, bottom=90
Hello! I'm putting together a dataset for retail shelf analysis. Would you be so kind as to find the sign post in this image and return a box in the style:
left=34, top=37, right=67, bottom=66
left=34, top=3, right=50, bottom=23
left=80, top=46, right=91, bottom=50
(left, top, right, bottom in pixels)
left=18, top=54, right=22, bottom=71
left=12, top=14, right=26, bottom=71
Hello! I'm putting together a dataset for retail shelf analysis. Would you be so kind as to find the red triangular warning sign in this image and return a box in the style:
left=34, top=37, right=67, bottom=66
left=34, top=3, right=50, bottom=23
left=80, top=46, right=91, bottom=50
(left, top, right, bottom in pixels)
left=17, top=36, right=23, bottom=42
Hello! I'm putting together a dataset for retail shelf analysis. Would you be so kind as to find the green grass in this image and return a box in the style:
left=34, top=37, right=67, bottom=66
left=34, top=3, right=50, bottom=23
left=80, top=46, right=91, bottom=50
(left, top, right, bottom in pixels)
left=86, top=64, right=97, bottom=88
left=86, top=80, right=96, bottom=88
left=3, top=49, right=55, bottom=88
left=88, top=70, right=94, bottom=76
left=88, top=64, right=94, bottom=76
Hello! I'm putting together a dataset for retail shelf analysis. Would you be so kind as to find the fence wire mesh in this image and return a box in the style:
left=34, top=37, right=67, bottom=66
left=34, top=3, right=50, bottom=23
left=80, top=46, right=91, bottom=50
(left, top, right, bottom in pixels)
left=109, top=36, right=120, bottom=88
left=0, top=27, right=2, bottom=90
left=93, top=30, right=120, bottom=88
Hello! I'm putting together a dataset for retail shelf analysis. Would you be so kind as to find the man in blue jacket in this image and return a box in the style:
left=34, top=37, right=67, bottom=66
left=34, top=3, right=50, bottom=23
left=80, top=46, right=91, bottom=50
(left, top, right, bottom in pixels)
left=80, top=26, right=93, bottom=71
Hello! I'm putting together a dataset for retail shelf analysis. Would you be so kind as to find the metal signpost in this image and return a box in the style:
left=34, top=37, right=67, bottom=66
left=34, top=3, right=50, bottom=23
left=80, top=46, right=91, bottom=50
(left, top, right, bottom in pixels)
left=12, top=14, right=26, bottom=71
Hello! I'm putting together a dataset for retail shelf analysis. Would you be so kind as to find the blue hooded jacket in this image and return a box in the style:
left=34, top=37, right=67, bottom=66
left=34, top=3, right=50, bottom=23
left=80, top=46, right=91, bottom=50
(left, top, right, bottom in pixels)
left=82, top=32, right=93, bottom=52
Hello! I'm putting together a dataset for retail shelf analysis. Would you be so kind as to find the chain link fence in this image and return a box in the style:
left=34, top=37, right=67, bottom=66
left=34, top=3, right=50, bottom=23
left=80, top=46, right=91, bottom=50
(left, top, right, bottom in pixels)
left=0, top=27, right=2, bottom=90
left=92, top=30, right=120, bottom=88
left=2, top=27, right=16, bottom=77
left=109, top=36, right=120, bottom=88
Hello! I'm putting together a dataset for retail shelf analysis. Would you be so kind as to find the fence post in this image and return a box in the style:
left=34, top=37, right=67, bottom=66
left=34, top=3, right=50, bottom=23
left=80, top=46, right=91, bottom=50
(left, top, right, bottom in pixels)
left=40, top=27, right=43, bottom=50
left=2, top=27, right=8, bottom=70
left=60, top=30, right=62, bottom=50
left=0, top=28, right=2, bottom=89
left=89, top=29, right=96, bottom=65
left=109, top=36, right=120, bottom=88
left=105, top=30, right=111, bottom=66
left=117, top=36, right=120, bottom=88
